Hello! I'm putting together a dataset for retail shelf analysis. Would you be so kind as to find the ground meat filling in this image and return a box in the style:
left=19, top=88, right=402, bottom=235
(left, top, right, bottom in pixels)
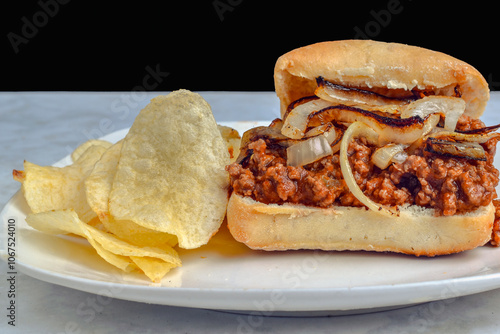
left=227, top=117, right=500, bottom=217
left=492, top=199, right=500, bottom=246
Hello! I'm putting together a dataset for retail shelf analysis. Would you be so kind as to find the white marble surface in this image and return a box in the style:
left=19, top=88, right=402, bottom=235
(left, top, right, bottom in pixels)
left=1, top=91, right=500, bottom=333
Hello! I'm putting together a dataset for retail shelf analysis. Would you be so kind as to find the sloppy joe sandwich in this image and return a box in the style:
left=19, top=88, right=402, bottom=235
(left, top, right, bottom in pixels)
left=226, top=40, right=500, bottom=256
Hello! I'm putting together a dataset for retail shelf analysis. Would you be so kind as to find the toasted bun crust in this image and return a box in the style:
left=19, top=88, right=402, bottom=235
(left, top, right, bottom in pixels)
left=274, top=40, right=489, bottom=119
left=227, top=194, right=494, bottom=256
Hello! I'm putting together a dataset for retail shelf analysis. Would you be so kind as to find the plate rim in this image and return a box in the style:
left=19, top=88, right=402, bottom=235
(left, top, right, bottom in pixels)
left=10, top=244, right=500, bottom=311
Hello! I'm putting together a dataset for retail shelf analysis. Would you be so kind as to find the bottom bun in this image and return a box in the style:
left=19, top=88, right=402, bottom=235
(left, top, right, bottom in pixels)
left=226, top=194, right=495, bottom=256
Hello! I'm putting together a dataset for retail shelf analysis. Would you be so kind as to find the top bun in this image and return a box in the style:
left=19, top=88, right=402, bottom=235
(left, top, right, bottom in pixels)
left=274, top=40, right=489, bottom=119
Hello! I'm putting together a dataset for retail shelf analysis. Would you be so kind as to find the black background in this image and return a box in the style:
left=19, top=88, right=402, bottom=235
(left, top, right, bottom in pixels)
left=2, top=1, right=499, bottom=91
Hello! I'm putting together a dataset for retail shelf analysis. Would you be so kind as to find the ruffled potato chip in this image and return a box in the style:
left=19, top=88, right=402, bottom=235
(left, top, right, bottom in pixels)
left=84, top=141, right=178, bottom=247
left=83, top=222, right=181, bottom=267
left=25, top=209, right=181, bottom=281
left=24, top=209, right=138, bottom=272
left=14, top=145, right=108, bottom=223
left=71, top=139, right=112, bottom=162
left=130, top=256, right=177, bottom=283
left=100, top=215, right=178, bottom=248
left=109, top=90, right=230, bottom=249
left=84, top=141, right=123, bottom=218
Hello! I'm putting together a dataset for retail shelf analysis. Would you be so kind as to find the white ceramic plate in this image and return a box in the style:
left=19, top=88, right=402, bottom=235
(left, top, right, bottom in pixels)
left=2, top=121, right=500, bottom=316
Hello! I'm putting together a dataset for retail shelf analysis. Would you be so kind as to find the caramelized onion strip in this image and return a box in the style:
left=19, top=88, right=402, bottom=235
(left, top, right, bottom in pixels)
left=304, top=123, right=334, bottom=138
left=339, top=122, right=400, bottom=217
left=401, top=96, right=465, bottom=131
left=288, top=123, right=342, bottom=166
left=457, top=123, right=500, bottom=135
left=425, top=138, right=486, bottom=161
left=281, top=99, right=333, bottom=139
left=371, top=144, right=408, bottom=169
left=283, top=96, right=319, bottom=121
left=287, top=135, right=333, bottom=167
left=236, top=120, right=298, bottom=164
left=308, top=105, right=440, bottom=144
left=315, top=77, right=415, bottom=106
left=428, top=130, right=500, bottom=144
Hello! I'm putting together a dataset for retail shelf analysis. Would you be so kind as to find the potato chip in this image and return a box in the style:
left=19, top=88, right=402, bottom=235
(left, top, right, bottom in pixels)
left=81, top=222, right=181, bottom=267
left=25, top=209, right=137, bottom=272
left=84, top=141, right=123, bottom=217
left=87, top=240, right=138, bottom=273
left=218, top=125, right=241, bottom=163
left=71, top=139, right=112, bottom=162
left=26, top=209, right=85, bottom=236
left=25, top=209, right=180, bottom=279
left=86, top=216, right=103, bottom=228
left=77, top=229, right=139, bottom=273
left=109, top=90, right=230, bottom=249
left=101, top=216, right=178, bottom=248
left=77, top=216, right=182, bottom=280
left=84, top=141, right=178, bottom=247
left=130, top=256, right=177, bottom=283
left=14, top=145, right=108, bottom=223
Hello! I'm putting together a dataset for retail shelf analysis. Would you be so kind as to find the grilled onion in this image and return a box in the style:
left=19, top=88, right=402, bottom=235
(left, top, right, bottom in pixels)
left=457, top=123, right=500, bottom=135
left=308, top=106, right=440, bottom=145
left=371, top=144, right=408, bottom=169
left=315, top=79, right=401, bottom=115
left=305, top=122, right=340, bottom=145
left=428, top=130, right=500, bottom=144
left=283, top=93, right=449, bottom=143
left=240, top=120, right=294, bottom=148
left=425, top=137, right=487, bottom=161
left=236, top=119, right=298, bottom=164
left=287, top=135, right=333, bottom=167
left=315, top=77, right=414, bottom=106
left=339, top=122, right=399, bottom=217
left=281, top=99, right=332, bottom=139
left=400, top=96, right=465, bottom=131
left=392, top=151, right=409, bottom=164
left=304, top=123, right=333, bottom=138
left=283, top=96, right=319, bottom=121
